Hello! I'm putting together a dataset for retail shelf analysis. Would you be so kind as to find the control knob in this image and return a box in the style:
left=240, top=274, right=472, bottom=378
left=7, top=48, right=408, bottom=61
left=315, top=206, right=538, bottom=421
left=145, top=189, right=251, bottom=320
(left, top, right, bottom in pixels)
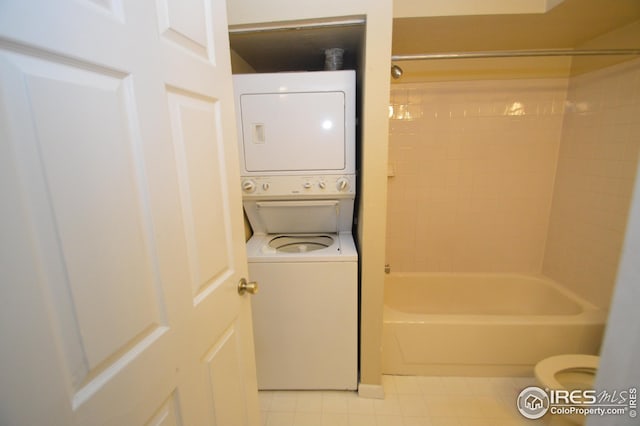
left=318, top=181, right=326, bottom=189
left=242, top=180, right=256, bottom=193
left=336, top=177, right=350, bottom=191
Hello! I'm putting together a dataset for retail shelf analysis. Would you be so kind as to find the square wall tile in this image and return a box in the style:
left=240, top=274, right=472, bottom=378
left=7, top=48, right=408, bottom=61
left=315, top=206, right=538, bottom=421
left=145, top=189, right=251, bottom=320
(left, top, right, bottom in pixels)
left=387, top=79, right=567, bottom=273
left=543, top=59, right=640, bottom=308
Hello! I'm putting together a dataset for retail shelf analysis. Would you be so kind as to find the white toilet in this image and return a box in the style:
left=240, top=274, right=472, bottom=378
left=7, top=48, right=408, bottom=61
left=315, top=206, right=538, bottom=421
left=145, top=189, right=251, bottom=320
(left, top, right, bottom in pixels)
left=534, top=354, right=600, bottom=425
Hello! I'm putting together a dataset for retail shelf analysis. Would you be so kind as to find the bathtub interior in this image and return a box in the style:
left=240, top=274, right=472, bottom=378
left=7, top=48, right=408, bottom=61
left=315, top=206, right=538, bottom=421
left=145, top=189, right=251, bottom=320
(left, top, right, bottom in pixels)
left=384, top=273, right=586, bottom=316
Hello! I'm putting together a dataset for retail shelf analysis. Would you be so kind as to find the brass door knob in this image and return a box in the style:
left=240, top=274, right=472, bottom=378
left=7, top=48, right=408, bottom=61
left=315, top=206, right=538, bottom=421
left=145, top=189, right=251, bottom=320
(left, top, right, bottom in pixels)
left=237, top=278, right=258, bottom=295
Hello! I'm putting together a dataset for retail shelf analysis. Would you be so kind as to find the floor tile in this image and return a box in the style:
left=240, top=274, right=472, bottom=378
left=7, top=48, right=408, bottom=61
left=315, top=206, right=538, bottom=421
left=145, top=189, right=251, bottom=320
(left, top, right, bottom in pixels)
left=373, top=395, right=401, bottom=416
left=320, top=412, right=348, bottom=426
left=441, top=377, right=473, bottom=396
left=347, top=394, right=375, bottom=414
left=270, top=392, right=297, bottom=412
left=265, top=411, right=295, bottom=426
left=257, top=375, right=539, bottom=426
left=292, top=412, right=321, bottom=426
left=347, top=413, right=376, bottom=426
left=375, top=414, right=404, bottom=426
left=295, top=392, right=323, bottom=413
left=403, top=416, right=433, bottom=426
left=427, top=417, right=460, bottom=426
left=321, top=392, right=350, bottom=414
left=259, top=391, right=274, bottom=411
left=398, top=394, right=429, bottom=417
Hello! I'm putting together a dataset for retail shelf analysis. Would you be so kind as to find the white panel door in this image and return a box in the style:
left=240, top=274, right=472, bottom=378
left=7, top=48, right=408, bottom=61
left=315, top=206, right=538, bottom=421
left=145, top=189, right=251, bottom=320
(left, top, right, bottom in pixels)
left=0, top=0, right=259, bottom=425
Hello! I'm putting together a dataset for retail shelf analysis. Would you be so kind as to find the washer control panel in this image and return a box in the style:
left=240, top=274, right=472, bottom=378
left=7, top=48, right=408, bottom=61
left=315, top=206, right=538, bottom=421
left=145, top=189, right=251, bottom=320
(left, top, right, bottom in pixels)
left=241, top=175, right=355, bottom=198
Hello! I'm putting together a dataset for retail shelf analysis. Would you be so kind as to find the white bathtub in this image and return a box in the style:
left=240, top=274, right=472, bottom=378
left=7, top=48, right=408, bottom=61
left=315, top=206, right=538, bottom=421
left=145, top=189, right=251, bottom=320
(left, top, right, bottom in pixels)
left=382, top=273, right=606, bottom=376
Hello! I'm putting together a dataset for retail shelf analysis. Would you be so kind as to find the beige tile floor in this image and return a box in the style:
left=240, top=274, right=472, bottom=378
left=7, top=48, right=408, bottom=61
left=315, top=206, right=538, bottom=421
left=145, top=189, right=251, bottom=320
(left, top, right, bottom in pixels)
left=259, top=375, right=547, bottom=426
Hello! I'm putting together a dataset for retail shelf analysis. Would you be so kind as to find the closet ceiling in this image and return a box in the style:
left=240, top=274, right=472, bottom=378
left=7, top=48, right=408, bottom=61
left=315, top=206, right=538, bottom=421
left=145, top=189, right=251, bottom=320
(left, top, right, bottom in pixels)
left=229, top=23, right=364, bottom=73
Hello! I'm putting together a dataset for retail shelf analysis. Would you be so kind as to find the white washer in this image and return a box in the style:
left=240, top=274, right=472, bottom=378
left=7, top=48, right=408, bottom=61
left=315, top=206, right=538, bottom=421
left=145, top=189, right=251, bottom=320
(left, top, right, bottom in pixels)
left=246, top=232, right=357, bottom=390
left=234, top=71, right=358, bottom=390
left=241, top=176, right=357, bottom=390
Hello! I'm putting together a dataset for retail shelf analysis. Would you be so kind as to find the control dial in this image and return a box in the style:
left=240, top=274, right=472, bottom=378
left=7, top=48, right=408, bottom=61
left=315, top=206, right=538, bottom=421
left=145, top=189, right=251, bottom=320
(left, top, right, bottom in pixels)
left=242, top=179, right=256, bottom=193
left=336, top=177, right=350, bottom=192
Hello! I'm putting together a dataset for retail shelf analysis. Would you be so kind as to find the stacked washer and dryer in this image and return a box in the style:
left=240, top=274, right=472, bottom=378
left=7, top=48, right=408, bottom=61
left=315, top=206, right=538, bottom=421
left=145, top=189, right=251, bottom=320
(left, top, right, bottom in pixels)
left=233, top=71, right=358, bottom=390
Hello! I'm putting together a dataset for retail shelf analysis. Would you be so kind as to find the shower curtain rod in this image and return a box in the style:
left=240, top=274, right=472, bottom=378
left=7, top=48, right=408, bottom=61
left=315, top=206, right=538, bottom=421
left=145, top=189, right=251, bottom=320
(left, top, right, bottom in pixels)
left=391, top=48, right=640, bottom=61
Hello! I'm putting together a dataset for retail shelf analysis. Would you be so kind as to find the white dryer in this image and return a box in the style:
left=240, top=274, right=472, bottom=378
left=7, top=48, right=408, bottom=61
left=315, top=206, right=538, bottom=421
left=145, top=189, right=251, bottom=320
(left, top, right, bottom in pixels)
left=234, top=71, right=358, bottom=390
left=234, top=70, right=355, bottom=177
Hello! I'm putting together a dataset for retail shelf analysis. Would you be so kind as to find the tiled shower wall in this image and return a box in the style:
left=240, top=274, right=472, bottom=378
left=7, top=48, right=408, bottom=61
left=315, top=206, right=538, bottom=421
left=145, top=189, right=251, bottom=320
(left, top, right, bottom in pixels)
left=386, top=79, right=567, bottom=272
left=542, top=59, right=640, bottom=309
left=386, top=59, right=640, bottom=309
